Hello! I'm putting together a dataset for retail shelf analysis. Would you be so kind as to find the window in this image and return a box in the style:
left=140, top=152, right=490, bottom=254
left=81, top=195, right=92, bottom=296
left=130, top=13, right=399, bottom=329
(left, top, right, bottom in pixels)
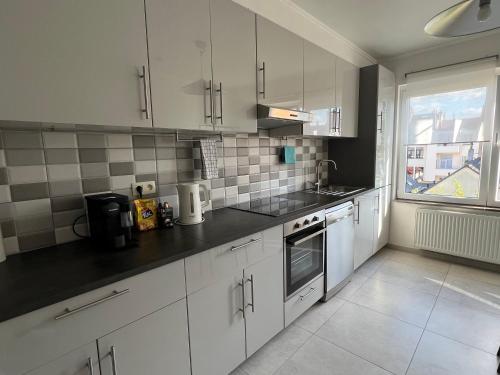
left=397, top=59, right=498, bottom=205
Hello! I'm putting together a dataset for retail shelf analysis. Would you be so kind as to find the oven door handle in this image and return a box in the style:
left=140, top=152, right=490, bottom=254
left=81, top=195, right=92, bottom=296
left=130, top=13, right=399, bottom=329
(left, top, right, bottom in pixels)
left=287, top=228, right=326, bottom=246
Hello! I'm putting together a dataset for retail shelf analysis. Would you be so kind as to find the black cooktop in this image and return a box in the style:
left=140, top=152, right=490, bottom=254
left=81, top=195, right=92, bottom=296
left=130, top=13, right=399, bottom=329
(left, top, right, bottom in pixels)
left=229, top=196, right=317, bottom=217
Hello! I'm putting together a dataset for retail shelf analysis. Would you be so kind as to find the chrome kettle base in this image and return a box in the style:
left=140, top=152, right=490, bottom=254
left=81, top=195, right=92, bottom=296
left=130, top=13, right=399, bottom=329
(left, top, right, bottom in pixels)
left=174, top=217, right=205, bottom=226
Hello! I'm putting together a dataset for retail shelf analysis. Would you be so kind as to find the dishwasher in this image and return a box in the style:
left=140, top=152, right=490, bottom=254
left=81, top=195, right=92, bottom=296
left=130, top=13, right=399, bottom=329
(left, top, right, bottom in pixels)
left=323, top=201, right=355, bottom=301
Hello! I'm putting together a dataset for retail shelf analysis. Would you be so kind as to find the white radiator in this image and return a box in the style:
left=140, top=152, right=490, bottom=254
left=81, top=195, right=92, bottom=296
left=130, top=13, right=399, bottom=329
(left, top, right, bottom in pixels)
left=415, top=208, right=500, bottom=264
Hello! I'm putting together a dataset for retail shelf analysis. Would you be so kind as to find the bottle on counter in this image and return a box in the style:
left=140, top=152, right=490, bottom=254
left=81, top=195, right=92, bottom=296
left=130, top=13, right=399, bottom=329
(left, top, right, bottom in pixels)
left=158, top=202, right=174, bottom=228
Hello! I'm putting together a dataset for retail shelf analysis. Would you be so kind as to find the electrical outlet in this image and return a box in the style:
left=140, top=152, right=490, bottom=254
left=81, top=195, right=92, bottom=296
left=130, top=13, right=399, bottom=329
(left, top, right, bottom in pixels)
left=132, top=181, right=157, bottom=197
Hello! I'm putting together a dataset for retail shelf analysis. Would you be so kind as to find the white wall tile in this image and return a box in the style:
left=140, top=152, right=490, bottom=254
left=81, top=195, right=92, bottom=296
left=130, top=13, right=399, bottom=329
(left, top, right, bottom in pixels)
left=0, top=150, right=6, bottom=167
left=47, top=164, right=81, bottom=181
left=108, top=148, right=133, bottom=162
left=134, top=161, right=156, bottom=174
left=157, top=159, right=177, bottom=172
left=0, top=185, right=11, bottom=203
left=3, top=236, right=19, bottom=255
left=110, top=175, right=135, bottom=190
left=107, top=134, right=132, bottom=148
left=8, top=165, right=47, bottom=184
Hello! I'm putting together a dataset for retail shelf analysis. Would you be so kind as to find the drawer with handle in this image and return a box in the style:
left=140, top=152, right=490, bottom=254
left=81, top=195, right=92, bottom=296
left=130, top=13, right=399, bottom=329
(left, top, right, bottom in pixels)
left=0, top=259, right=185, bottom=375
left=284, top=276, right=324, bottom=327
left=185, top=232, right=264, bottom=295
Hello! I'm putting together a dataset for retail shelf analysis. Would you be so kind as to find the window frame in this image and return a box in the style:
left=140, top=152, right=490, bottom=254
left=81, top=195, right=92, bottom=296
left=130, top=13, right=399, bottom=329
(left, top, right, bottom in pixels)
left=396, top=79, right=496, bottom=206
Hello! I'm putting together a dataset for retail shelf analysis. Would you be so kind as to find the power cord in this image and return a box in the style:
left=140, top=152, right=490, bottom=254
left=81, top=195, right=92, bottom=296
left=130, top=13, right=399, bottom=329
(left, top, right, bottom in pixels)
left=72, top=214, right=90, bottom=239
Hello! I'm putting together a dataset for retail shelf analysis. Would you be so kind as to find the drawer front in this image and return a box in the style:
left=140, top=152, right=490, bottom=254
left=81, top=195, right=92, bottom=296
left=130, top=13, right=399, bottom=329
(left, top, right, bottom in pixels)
left=0, top=259, right=185, bottom=375
left=185, top=232, right=263, bottom=295
left=247, top=225, right=283, bottom=267
left=284, top=276, right=324, bottom=327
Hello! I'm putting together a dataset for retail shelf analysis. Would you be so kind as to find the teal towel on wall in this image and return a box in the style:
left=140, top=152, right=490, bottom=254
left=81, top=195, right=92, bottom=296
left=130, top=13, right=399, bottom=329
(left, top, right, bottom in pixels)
left=281, top=146, right=296, bottom=164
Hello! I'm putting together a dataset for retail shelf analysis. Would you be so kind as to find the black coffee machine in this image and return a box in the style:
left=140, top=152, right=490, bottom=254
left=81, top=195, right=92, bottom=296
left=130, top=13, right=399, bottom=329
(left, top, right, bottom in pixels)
left=86, top=193, right=134, bottom=249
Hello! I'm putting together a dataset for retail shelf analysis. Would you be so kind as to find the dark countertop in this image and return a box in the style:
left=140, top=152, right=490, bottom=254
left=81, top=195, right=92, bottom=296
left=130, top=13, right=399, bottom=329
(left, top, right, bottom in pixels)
left=0, top=188, right=372, bottom=324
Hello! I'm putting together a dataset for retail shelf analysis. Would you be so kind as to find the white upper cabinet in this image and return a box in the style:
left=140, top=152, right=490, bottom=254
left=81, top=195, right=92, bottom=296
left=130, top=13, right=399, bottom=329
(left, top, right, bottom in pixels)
left=335, top=57, right=359, bottom=137
left=146, top=0, right=214, bottom=131
left=210, top=0, right=257, bottom=133
left=256, top=16, right=304, bottom=110
left=0, top=0, right=152, bottom=127
left=303, top=41, right=335, bottom=137
left=375, top=66, right=395, bottom=188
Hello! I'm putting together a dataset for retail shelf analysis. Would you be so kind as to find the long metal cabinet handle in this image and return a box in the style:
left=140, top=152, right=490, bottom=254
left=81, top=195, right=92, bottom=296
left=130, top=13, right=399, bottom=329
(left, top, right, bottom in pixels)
left=327, top=213, right=354, bottom=225
left=287, top=228, right=326, bottom=246
left=354, top=203, right=360, bottom=224
left=110, top=346, right=118, bottom=375
left=139, top=66, right=150, bottom=119
left=238, top=278, right=246, bottom=319
left=54, top=289, right=130, bottom=320
left=259, top=62, right=266, bottom=98
left=86, top=357, right=94, bottom=375
left=375, top=195, right=380, bottom=213
left=216, top=82, right=223, bottom=124
left=206, top=80, right=213, bottom=122
left=299, top=287, right=315, bottom=301
left=230, top=238, right=261, bottom=252
left=246, top=274, right=255, bottom=313
left=337, top=108, right=342, bottom=134
left=377, top=111, right=383, bottom=132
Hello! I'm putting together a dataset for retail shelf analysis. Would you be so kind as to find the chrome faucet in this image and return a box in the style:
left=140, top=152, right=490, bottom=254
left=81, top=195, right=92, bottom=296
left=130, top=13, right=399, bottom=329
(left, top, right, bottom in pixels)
left=316, top=160, right=337, bottom=193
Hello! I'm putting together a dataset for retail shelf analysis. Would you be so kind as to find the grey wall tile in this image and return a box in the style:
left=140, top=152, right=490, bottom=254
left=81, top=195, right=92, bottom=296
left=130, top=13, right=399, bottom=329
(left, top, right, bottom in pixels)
left=78, top=133, right=106, bottom=148
left=82, top=178, right=111, bottom=194
left=5, top=149, right=45, bottom=166
left=80, top=163, right=109, bottom=178
left=156, top=148, right=176, bottom=160
left=158, top=171, right=177, bottom=184
left=155, top=135, right=175, bottom=147
left=4, top=131, right=42, bottom=149
left=136, top=173, right=157, bottom=183
left=133, top=135, right=155, bottom=148
left=10, top=183, right=49, bottom=201
left=79, top=149, right=107, bottom=163
left=211, top=178, right=225, bottom=189
left=51, top=195, right=84, bottom=212
left=49, top=180, right=82, bottom=197
left=109, top=162, right=134, bottom=176
left=43, top=132, right=77, bottom=148
left=0, top=168, right=8, bottom=185
left=18, top=231, right=56, bottom=251
left=134, top=148, right=155, bottom=161
left=1, top=220, right=16, bottom=237
left=176, top=147, right=193, bottom=159
left=53, top=209, right=85, bottom=228
left=15, top=215, right=53, bottom=235
left=45, top=149, right=78, bottom=164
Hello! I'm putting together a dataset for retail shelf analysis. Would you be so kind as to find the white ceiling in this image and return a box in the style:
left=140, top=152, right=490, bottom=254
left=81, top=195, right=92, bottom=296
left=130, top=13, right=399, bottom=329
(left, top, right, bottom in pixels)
left=290, top=0, right=500, bottom=59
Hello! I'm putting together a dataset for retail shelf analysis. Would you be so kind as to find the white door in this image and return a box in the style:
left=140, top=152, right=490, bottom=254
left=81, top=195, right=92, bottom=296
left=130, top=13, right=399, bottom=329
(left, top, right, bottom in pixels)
left=98, top=299, right=191, bottom=375
left=0, top=0, right=151, bottom=127
left=244, top=252, right=284, bottom=357
left=256, top=16, right=303, bottom=110
left=353, top=193, right=376, bottom=269
left=374, top=66, right=395, bottom=188
left=188, top=272, right=246, bottom=375
left=26, top=342, right=98, bottom=375
left=303, top=41, right=336, bottom=136
left=374, top=185, right=392, bottom=252
left=335, top=58, right=359, bottom=137
left=210, top=0, right=257, bottom=133
left=146, top=0, right=214, bottom=131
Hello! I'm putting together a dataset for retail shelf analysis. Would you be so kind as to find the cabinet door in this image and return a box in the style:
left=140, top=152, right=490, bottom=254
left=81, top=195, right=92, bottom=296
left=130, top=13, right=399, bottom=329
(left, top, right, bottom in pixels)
left=374, top=185, right=391, bottom=252
left=26, top=342, right=98, bottom=375
left=256, top=16, right=303, bottom=110
left=188, top=273, right=246, bottom=375
left=244, top=252, right=284, bottom=357
left=146, top=0, right=214, bottom=130
left=353, top=193, right=375, bottom=269
left=0, top=0, right=151, bottom=127
left=210, top=0, right=257, bottom=133
left=303, top=41, right=335, bottom=137
left=98, top=299, right=191, bottom=375
left=335, top=58, right=359, bottom=137
left=375, top=66, right=395, bottom=188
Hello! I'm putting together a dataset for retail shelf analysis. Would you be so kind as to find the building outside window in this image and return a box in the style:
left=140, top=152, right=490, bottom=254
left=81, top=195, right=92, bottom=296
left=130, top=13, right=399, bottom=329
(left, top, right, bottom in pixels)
left=397, top=59, right=499, bottom=206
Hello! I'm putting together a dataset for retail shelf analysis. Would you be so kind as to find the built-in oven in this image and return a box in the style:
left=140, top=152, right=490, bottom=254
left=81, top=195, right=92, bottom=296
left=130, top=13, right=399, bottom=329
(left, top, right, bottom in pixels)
left=284, top=210, right=325, bottom=300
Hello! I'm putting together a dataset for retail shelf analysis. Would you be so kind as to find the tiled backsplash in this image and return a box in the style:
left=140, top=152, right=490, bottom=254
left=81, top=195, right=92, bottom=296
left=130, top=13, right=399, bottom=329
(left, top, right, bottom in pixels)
left=0, top=128, right=327, bottom=255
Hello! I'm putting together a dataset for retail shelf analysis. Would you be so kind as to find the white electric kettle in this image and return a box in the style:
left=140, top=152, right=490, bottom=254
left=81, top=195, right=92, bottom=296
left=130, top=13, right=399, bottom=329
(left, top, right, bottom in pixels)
left=176, top=183, right=210, bottom=225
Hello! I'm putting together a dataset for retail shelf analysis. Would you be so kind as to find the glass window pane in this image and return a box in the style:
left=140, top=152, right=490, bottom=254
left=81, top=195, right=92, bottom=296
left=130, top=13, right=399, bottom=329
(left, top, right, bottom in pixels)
left=406, top=88, right=488, bottom=144
left=405, top=142, right=483, bottom=199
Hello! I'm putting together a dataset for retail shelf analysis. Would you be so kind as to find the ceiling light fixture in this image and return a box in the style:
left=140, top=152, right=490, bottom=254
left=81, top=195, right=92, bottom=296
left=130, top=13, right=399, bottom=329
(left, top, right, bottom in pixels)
left=425, top=0, right=500, bottom=37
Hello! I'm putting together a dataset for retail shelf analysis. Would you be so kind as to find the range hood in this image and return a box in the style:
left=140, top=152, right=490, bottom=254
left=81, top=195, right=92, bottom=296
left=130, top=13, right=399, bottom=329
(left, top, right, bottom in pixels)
left=257, top=104, right=313, bottom=129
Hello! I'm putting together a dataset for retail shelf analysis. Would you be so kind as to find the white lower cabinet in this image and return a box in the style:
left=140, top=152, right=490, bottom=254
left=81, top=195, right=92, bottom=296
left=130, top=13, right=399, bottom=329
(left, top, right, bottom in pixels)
left=353, top=191, right=377, bottom=269
left=98, top=299, right=191, bottom=375
left=26, top=342, right=98, bottom=375
left=354, top=187, right=392, bottom=269
left=187, top=225, right=284, bottom=375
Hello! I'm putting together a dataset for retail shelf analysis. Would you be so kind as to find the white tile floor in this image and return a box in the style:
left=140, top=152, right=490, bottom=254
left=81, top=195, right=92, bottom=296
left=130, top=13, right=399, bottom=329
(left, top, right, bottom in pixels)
left=232, top=247, right=500, bottom=375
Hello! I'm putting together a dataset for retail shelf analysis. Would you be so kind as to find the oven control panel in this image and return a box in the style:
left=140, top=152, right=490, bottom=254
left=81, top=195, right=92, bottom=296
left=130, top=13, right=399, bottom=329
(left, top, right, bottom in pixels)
left=284, top=210, right=325, bottom=236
